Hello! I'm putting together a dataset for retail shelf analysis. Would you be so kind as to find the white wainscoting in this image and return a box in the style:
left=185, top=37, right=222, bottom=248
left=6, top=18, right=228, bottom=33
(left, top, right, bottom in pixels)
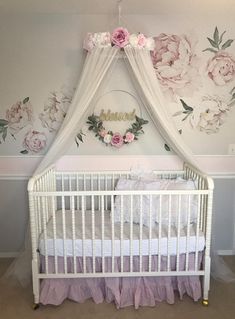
left=0, top=155, right=235, bottom=178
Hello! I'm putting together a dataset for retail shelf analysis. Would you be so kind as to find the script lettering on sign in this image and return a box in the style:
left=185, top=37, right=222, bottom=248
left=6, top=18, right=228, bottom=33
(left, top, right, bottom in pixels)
left=99, top=109, right=136, bottom=121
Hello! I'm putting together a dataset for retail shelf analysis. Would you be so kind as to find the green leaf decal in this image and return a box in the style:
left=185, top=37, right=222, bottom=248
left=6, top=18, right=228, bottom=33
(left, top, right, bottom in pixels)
left=207, top=37, right=218, bottom=49
left=213, top=26, right=219, bottom=43
left=222, top=39, right=234, bottom=50
left=2, top=127, right=7, bottom=141
left=202, top=48, right=218, bottom=53
left=0, top=119, right=9, bottom=126
left=164, top=144, right=171, bottom=152
left=20, top=149, right=28, bottom=154
left=180, top=99, right=193, bottom=112
left=23, top=97, right=29, bottom=104
left=219, top=30, right=226, bottom=45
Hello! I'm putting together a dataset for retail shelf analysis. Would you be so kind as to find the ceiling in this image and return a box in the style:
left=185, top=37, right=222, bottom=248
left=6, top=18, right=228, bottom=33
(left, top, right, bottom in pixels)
left=0, top=0, right=234, bottom=15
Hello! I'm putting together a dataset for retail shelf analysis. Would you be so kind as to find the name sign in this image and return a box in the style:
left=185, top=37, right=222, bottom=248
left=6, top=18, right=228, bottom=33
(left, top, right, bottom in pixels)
left=99, top=109, right=136, bottom=121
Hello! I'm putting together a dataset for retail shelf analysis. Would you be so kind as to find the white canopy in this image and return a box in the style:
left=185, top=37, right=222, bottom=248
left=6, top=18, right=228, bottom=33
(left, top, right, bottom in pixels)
left=35, top=46, right=199, bottom=175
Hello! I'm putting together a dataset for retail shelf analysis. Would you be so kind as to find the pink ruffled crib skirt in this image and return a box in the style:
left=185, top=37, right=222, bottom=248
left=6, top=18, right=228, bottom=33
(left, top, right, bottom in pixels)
left=40, top=253, right=203, bottom=308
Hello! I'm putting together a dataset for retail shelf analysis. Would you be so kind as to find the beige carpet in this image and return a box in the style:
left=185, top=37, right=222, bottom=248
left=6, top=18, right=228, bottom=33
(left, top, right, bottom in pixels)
left=0, top=257, right=235, bottom=319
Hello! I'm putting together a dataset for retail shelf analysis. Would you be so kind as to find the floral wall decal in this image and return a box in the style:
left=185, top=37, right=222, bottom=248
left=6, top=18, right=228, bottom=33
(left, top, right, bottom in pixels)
left=0, top=97, right=33, bottom=144
left=39, top=89, right=73, bottom=132
left=151, top=33, right=201, bottom=100
left=170, top=27, right=235, bottom=136
left=174, top=92, right=235, bottom=134
left=21, top=130, right=47, bottom=154
left=203, top=27, right=235, bottom=86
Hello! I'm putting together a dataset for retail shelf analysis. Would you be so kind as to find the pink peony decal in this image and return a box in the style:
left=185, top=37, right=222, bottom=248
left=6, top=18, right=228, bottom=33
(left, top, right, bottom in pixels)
left=151, top=33, right=200, bottom=99
left=6, top=98, right=33, bottom=133
left=207, top=51, right=235, bottom=86
left=111, top=27, right=130, bottom=48
left=111, top=132, right=124, bottom=148
left=124, top=131, right=135, bottom=143
left=22, top=130, right=47, bottom=153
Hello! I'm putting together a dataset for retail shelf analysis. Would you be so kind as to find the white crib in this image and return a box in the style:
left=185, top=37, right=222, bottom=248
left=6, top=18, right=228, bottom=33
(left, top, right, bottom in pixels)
left=28, top=162, right=214, bottom=308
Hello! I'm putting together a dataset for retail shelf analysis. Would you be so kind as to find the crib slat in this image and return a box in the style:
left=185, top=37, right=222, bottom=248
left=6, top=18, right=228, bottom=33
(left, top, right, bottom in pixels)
left=148, top=195, right=152, bottom=272
left=62, top=196, right=67, bottom=274
left=120, top=195, right=124, bottom=273
left=186, top=195, right=191, bottom=271
left=139, top=195, right=143, bottom=273
left=167, top=195, right=172, bottom=272
left=42, top=196, right=48, bottom=274
left=130, top=195, right=133, bottom=273
left=111, top=195, right=115, bottom=273
left=158, top=195, right=162, bottom=272
left=52, top=196, right=58, bottom=274
left=82, top=195, right=86, bottom=274
left=195, top=194, right=201, bottom=271
left=101, top=195, right=105, bottom=273
left=71, top=196, right=77, bottom=274
left=176, top=195, right=182, bottom=272
left=92, top=195, right=95, bottom=273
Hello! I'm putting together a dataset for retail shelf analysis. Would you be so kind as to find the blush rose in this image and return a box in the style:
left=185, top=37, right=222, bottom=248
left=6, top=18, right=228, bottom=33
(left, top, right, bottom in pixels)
left=111, top=132, right=124, bottom=148
left=111, top=27, right=129, bottom=48
left=124, top=132, right=135, bottom=143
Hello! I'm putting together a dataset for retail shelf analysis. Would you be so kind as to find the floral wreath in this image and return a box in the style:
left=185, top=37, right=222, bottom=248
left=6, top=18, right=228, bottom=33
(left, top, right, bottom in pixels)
left=86, top=114, right=148, bottom=148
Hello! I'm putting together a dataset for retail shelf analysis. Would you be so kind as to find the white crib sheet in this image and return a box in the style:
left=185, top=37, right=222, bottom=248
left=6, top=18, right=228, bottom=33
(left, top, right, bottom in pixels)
left=39, top=210, right=205, bottom=257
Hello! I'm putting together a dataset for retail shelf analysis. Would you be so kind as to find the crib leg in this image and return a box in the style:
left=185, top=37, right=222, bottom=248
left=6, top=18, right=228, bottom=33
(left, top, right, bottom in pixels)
left=202, top=255, right=211, bottom=306
left=32, top=260, right=40, bottom=306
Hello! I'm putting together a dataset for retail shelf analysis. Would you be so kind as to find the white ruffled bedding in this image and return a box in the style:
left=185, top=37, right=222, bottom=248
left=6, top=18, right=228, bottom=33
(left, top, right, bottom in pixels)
left=113, top=177, right=198, bottom=227
left=39, top=210, right=205, bottom=257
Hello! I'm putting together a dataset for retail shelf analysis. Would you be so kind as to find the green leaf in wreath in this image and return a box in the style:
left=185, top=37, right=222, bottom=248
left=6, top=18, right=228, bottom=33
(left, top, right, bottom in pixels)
left=207, top=37, right=218, bottom=49
left=23, top=97, right=29, bottom=104
left=222, top=39, right=234, bottom=50
left=0, top=119, right=9, bottom=126
left=164, top=144, right=171, bottom=152
left=202, top=48, right=218, bottom=53
left=213, top=26, right=219, bottom=44
left=180, top=99, right=194, bottom=112
left=20, top=149, right=28, bottom=154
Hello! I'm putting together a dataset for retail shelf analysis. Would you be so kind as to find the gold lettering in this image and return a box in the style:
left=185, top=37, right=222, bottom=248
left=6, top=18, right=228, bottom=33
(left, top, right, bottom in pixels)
left=98, top=108, right=137, bottom=121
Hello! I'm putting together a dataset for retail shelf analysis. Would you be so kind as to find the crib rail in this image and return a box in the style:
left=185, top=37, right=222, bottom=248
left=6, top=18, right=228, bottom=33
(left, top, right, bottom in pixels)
left=28, top=162, right=214, bottom=304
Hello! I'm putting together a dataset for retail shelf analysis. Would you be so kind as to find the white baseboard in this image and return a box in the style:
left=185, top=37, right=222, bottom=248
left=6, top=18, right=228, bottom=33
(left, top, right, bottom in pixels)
left=217, top=250, right=235, bottom=256
left=0, top=252, right=20, bottom=258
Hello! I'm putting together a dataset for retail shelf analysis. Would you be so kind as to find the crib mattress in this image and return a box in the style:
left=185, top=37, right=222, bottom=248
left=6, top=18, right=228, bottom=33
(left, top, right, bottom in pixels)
left=39, top=210, right=205, bottom=257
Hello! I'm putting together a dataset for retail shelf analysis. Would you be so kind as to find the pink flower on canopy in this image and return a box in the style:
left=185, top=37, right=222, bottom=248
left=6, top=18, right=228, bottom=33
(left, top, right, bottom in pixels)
left=124, top=132, right=135, bottom=143
left=137, top=33, right=147, bottom=48
left=111, top=27, right=130, bottom=48
left=111, top=132, right=124, bottom=148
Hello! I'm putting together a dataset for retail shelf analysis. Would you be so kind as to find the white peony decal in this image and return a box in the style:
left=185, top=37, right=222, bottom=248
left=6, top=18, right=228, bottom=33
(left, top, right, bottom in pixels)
left=39, top=89, right=73, bottom=132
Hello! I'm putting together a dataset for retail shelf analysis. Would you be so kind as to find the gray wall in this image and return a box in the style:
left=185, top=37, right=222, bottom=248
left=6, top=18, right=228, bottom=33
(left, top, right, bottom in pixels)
left=0, top=178, right=234, bottom=254
left=0, top=180, right=29, bottom=253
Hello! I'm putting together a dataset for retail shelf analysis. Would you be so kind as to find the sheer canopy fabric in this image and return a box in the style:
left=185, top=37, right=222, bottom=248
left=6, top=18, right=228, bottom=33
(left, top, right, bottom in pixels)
left=35, top=46, right=119, bottom=175
left=35, top=46, right=198, bottom=176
